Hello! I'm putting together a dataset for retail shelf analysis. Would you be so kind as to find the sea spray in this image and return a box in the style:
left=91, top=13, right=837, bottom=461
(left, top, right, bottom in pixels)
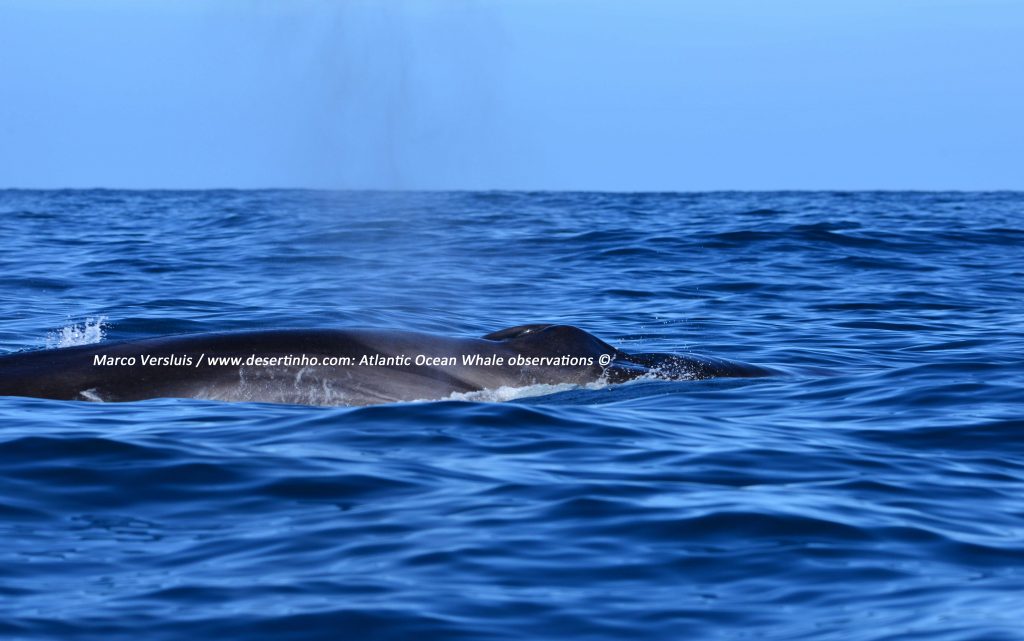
left=46, top=316, right=107, bottom=348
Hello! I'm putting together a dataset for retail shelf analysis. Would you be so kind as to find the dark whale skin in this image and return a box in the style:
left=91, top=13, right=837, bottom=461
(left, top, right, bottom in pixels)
left=0, top=325, right=773, bottom=406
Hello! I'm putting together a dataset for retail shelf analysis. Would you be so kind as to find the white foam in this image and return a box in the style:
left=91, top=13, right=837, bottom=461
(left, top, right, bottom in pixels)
left=47, top=316, right=108, bottom=348
left=438, top=377, right=617, bottom=404
left=78, top=388, right=105, bottom=402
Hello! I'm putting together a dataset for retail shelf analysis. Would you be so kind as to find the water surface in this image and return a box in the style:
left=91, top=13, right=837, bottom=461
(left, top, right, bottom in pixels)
left=1, top=190, right=1022, bottom=640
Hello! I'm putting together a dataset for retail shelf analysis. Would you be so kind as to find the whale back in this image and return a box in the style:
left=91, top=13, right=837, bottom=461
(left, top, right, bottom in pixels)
left=481, top=324, right=554, bottom=340
left=0, top=325, right=772, bottom=405
left=483, top=324, right=619, bottom=357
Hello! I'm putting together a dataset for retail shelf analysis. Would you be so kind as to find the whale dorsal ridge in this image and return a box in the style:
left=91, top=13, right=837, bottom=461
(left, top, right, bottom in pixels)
left=482, top=324, right=618, bottom=356
left=481, top=324, right=557, bottom=341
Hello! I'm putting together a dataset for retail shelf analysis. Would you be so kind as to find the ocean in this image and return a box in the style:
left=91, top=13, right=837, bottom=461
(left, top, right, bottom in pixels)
left=1, top=190, right=1022, bottom=640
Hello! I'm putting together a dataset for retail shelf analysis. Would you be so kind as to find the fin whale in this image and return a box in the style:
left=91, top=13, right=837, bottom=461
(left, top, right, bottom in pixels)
left=0, top=324, right=772, bottom=406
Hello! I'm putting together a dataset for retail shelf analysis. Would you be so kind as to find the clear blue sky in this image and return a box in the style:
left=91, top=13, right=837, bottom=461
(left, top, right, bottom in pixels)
left=1, top=0, right=1021, bottom=190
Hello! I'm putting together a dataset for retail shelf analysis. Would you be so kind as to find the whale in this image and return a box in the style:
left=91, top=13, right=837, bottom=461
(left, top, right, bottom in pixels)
left=0, top=324, right=772, bottom=406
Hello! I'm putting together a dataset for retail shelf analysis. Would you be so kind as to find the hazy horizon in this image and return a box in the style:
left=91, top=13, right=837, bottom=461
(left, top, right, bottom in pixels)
left=3, top=187, right=1024, bottom=194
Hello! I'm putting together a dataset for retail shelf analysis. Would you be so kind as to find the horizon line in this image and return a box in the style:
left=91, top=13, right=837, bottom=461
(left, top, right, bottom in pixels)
left=2, top=187, right=1022, bottom=194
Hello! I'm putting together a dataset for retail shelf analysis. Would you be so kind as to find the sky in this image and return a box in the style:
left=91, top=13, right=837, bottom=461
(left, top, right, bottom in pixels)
left=1, top=0, right=1021, bottom=190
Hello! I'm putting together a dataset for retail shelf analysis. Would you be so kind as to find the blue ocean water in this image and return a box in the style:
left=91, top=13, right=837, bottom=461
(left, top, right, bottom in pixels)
left=0, top=190, right=1022, bottom=640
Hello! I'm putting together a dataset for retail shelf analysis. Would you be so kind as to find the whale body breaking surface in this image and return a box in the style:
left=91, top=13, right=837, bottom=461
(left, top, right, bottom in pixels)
left=0, top=324, right=773, bottom=406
